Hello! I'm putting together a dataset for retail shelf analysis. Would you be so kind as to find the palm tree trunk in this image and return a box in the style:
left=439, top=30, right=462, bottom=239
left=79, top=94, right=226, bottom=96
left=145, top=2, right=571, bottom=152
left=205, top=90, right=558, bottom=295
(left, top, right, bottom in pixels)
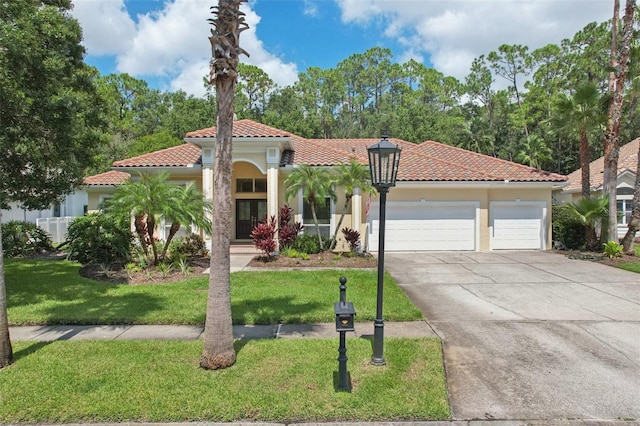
left=0, top=212, right=14, bottom=369
left=200, top=76, right=236, bottom=371
left=330, top=196, right=352, bottom=250
left=147, top=215, right=159, bottom=264
left=579, top=131, right=591, bottom=198
left=310, top=202, right=324, bottom=251
left=161, top=221, right=181, bottom=260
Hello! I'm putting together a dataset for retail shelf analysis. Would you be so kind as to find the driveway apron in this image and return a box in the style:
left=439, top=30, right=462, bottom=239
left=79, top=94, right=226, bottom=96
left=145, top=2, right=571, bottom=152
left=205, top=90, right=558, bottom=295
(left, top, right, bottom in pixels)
left=385, top=251, right=640, bottom=421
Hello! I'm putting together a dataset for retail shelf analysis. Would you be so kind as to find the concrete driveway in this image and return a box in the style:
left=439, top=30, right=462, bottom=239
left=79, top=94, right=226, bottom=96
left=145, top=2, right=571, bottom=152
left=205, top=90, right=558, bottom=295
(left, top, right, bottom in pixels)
left=385, top=251, right=640, bottom=422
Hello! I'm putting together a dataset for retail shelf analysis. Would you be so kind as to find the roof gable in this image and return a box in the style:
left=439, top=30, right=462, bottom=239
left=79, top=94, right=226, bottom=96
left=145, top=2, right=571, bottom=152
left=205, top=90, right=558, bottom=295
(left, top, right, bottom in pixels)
left=564, top=138, right=639, bottom=192
left=83, top=170, right=130, bottom=186
left=113, top=143, right=202, bottom=168
left=185, top=119, right=291, bottom=139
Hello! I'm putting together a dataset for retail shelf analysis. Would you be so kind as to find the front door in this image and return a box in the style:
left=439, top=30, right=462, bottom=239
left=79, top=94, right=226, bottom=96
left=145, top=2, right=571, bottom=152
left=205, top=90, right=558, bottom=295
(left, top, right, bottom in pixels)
left=236, top=199, right=267, bottom=239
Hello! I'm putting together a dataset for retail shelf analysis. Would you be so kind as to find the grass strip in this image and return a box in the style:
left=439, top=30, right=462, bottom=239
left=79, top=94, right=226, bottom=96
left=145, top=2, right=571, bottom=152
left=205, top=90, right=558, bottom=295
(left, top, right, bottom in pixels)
left=1, top=338, right=449, bottom=423
left=6, top=259, right=422, bottom=325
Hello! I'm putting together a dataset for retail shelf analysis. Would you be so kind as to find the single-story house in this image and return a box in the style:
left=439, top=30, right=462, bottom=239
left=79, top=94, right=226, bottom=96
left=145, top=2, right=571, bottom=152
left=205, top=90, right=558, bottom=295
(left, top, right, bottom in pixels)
left=82, top=119, right=568, bottom=252
left=555, top=138, right=638, bottom=239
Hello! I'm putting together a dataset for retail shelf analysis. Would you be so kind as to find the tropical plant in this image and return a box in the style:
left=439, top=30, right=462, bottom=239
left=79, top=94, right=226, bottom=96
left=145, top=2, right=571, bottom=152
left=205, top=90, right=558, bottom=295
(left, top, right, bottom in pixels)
left=250, top=216, right=277, bottom=259
left=160, top=183, right=212, bottom=260
left=341, top=227, right=361, bottom=253
left=284, top=164, right=336, bottom=251
left=552, top=205, right=586, bottom=250
left=329, top=159, right=374, bottom=249
left=200, top=0, right=248, bottom=371
left=551, top=82, right=607, bottom=197
left=602, top=241, right=624, bottom=259
left=277, top=205, right=303, bottom=249
left=564, top=194, right=609, bottom=250
left=1, top=221, right=53, bottom=258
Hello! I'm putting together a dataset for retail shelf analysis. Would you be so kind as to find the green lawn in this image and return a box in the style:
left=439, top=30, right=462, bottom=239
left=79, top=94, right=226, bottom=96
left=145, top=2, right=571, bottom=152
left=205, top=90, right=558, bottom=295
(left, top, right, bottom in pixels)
left=1, top=338, right=450, bottom=423
left=5, top=259, right=422, bottom=325
left=617, top=243, right=640, bottom=274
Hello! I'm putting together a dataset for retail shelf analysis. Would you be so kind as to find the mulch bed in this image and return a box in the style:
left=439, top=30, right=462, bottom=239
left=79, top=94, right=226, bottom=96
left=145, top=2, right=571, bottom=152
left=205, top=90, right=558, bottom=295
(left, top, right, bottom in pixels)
left=248, top=252, right=377, bottom=269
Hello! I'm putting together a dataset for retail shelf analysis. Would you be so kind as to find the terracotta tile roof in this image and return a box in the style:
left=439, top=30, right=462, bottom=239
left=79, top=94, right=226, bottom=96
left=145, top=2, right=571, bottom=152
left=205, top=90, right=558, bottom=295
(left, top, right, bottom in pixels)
left=564, top=138, right=639, bottom=192
left=409, top=141, right=568, bottom=182
left=83, top=170, right=130, bottom=186
left=185, top=119, right=292, bottom=138
left=113, top=143, right=202, bottom=168
left=298, top=137, right=566, bottom=183
left=85, top=120, right=566, bottom=184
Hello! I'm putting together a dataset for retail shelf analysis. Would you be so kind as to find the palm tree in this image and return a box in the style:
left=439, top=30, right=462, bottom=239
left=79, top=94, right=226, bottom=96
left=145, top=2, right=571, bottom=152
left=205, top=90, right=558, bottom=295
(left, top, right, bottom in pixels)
left=200, top=0, right=248, bottom=371
left=565, top=194, right=609, bottom=250
left=284, top=164, right=336, bottom=251
left=552, top=82, right=607, bottom=198
left=104, top=172, right=178, bottom=264
left=329, top=159, right=374, bottom=250
left=516, top=134, right=552, bottom=169
left=160, top=183, right=212, bottom=260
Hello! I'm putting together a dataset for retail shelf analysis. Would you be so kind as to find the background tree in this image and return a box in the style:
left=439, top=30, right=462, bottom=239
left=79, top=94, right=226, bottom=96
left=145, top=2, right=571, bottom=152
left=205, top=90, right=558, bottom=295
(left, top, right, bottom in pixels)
left=0, top=0, right=106, bottom=368
left=551, top=82, right=607, bottom=197
left=603, top=0, right=636, bottom=242
left=200, top=0, right=249, bottom=371
left=284, top=165, right=336, bottom=251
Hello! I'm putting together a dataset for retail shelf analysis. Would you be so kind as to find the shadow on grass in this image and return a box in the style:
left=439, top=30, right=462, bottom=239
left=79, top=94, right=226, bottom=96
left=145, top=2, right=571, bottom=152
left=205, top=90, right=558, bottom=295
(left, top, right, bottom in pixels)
left=231, top=296, right=324, bottom=325
left=12, top=341, right=50, bottom=362
left=5, top=259, right=164, bottom=324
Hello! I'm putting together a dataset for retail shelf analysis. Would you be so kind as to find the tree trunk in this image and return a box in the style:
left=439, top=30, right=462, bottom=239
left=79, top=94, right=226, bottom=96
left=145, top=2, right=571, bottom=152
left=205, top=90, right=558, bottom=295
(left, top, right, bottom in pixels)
left=329, top=196, right=352, bottom=250
left=620, top=140, right=640, bottom=253
left=310, top=201, right=324, bottom=251
left=161, top=221, right=181, bottom=260
left=0, top=211, right=14, bottom=369
left=603, top=0, right=635, bottom=242
left=579, top=131, right=591, bottom=198
left=200, top=77, right=237, bottom=370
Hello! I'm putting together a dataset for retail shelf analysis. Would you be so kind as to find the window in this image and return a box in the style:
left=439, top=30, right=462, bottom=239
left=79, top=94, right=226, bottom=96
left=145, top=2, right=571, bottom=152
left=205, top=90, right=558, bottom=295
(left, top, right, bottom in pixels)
left=236, top=178, right=267, bottom=193
left=617, top=188, right=634, bottom=225
left=303, top=197, right=331, bottom=238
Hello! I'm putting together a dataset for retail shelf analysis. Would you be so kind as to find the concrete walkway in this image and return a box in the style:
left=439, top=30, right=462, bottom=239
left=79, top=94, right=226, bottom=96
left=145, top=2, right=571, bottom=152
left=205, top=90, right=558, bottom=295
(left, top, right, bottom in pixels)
left=9, top=321, right=436, bottom=342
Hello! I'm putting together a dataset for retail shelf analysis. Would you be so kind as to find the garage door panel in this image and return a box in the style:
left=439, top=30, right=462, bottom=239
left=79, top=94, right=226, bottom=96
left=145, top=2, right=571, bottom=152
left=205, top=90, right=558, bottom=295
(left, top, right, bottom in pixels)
left=369, top=202, right=477, bottom=251
left=491, top=204, right=544, bottom=250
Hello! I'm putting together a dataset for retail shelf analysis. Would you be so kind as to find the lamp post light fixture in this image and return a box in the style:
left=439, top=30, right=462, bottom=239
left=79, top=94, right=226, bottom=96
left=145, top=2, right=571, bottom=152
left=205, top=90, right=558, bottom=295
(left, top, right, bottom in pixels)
left=367, top=136, right=401, bottom=366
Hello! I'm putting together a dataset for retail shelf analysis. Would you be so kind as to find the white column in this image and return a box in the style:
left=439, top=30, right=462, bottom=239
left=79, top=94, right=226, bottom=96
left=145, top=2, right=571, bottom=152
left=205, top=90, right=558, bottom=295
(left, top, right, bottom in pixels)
left=267, top=165, right=278, bottom=220
left=201, top=147, right=214, bottom=248
left=352, top=188, right=362, bottom=232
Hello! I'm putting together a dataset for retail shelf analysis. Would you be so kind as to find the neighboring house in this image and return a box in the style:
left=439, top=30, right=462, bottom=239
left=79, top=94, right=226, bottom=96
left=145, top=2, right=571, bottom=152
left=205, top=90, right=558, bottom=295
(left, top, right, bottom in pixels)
left=0, top=192, right=88, bottom=243
left=555, top=138, right=638, bottom=239
left=82, top=119, right=567, bottom=252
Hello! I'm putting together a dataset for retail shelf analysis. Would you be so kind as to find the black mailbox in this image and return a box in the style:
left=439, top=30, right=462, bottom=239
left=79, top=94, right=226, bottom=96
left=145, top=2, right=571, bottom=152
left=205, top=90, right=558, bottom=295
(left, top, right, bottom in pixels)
left=335, top=301, right=356, bottom=332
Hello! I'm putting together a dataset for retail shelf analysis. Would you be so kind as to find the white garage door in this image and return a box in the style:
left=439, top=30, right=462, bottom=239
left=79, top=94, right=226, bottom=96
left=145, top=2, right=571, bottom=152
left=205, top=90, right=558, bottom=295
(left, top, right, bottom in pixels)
left=490, top=202, right=545, bottom=250
left=368, top=202, right=477, bottom=251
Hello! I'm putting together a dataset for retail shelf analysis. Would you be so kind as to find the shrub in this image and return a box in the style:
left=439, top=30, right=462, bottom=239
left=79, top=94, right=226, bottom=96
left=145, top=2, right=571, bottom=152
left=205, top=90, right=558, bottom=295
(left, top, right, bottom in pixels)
left=168, top=233, right=207, bottom=259
left=251, top=215, right=277, bottom=258
left=280, top=247, right=310, bottom=260
left=65, top=213, right=133, bottom=265
left=552, top=205, right=586, bottom=250
left=341, top=227, right=361, bottom=252
left=602, top=241, right=623, bottom=259
left=289, top=233, right=322, bottom=254
left=1, top=221, right=53, bottom=258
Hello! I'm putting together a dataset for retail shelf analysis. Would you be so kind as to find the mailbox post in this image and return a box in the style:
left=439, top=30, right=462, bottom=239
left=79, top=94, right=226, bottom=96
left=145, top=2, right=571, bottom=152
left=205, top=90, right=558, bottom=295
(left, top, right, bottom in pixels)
left=334, top=276, right=355, bottom=391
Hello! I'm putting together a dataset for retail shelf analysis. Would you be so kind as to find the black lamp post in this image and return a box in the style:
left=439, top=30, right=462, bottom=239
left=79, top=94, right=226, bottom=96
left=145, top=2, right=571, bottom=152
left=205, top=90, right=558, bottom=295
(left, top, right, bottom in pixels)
left=367, top=136, right=401, bottom=366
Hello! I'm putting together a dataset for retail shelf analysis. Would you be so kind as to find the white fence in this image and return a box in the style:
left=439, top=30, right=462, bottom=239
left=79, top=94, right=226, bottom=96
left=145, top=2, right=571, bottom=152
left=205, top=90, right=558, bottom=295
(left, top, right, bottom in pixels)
left=36, top=217, right=75, bottom=243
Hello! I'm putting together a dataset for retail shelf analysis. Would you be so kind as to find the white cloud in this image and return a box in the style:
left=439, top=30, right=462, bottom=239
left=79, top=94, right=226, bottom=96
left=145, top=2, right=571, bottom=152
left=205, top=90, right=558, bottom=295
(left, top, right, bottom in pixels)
left=303, top=0, right=318, bottom=17
left=72, top=0, right=298, bottom=97
left=336, top=0, right=613, bottom=80
left=70, top=0, right=136, bottom=56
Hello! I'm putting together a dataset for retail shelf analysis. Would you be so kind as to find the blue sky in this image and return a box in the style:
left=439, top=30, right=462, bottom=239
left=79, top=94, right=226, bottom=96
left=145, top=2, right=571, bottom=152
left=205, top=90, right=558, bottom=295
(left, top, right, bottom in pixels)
left=70, top=0, right=613, bottom=97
